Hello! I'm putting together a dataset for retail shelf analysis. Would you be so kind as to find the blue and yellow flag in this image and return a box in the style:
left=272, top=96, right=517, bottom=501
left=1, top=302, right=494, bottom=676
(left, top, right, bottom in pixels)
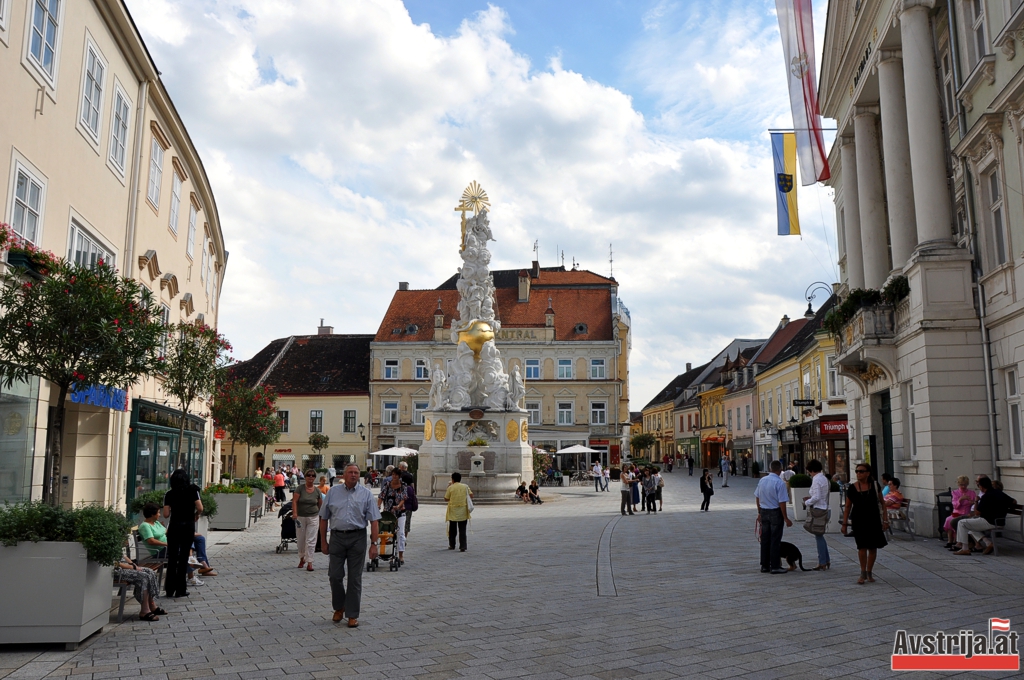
left=771, top=132, right=800, bottom=236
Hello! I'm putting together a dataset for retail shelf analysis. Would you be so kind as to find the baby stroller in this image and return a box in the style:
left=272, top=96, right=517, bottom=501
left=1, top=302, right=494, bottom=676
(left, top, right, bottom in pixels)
left=366, top=511, right=401, bottom=572
left=276, top=501, right=297, bottom=553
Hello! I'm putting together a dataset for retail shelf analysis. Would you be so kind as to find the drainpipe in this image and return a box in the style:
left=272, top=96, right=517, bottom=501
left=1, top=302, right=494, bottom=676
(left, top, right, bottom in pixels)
left=124, top=79, right=149, bottom=268
left=947, top=2, right=1000, bottom=479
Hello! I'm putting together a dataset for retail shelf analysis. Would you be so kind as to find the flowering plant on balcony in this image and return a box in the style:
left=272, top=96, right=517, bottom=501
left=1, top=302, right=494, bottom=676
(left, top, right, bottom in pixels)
left=0, top=222, right=59, bottom=276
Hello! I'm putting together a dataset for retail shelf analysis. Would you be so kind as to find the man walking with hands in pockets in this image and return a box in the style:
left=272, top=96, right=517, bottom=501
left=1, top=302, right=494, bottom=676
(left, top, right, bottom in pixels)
left=755, top=460, right=792, bottom=574
left=319, top=463, right=380, bottom=628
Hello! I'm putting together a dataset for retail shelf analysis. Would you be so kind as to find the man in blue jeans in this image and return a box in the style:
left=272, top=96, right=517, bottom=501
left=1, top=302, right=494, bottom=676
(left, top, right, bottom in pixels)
left=755, top=460, right=792, bottom=574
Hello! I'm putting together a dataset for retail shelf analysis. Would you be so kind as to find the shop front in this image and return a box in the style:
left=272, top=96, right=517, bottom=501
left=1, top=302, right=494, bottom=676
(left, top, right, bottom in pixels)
left=800, top=417, right=849, bottom=480
left=730, top=436, right=753, bottom=475
left=779, top=427, right=801, bottom=470
left=701, top=435, right=725, bottom=469
left=676, top=435, right=699, bottom=464
left=127, top=400, right=206, bottom=509
left=0, top=378, right=40, bottom=504
left=753, top=429, right=775, bottom=473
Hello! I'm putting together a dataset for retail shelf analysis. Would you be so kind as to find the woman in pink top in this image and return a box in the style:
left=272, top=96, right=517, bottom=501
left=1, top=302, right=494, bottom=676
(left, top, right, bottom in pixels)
left=944, top=475, right=977, bottom=549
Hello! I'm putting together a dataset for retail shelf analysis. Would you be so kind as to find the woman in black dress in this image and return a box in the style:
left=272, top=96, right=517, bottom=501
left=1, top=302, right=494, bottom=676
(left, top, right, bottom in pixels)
left=699, top=468, right=714, bottom=511
left=163, top=469, right=202, bottom=598
left=841, top=464, right=888, bottom=584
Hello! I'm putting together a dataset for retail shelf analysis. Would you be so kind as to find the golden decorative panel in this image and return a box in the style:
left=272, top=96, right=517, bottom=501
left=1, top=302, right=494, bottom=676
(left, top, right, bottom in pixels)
left=435, top=419, right=448, bottom=442
left=423, top=419, right=432, bottom=441
left=521, top=421, right=528, bottom=442
left=506, top=419, right=519, bottom=442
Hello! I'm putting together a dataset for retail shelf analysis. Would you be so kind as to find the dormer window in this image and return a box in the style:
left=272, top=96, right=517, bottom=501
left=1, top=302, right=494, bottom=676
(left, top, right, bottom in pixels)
left=574, top=323, right=588, bottom=334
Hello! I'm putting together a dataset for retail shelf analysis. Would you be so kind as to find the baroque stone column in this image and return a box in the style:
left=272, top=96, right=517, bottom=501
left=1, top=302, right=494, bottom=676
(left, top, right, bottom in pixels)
left=853, top=106, right=891, bottom=289
left=840, top=136, right=866, bottom=289
left=900, top=0, right=953, bottom=245
left=877, top=50, right=918, bottom=270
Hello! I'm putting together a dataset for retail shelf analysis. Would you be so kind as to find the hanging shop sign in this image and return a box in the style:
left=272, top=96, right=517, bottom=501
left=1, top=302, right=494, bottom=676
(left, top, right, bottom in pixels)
left=70, top=383, right=128, bottom=411
left=820, top=420, right=849, bottom=436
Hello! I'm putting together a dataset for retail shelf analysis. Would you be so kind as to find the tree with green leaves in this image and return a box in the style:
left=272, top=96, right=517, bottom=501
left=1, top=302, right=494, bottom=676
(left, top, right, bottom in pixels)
left=308, top=432, right=329, bottom=467
left=0, top=251, right=165, bottom=504
left=210, top=379, right=280, bottom=478
left=630, top=432, right=657, bottom=457
left=161, top=321, right=233, bottom=469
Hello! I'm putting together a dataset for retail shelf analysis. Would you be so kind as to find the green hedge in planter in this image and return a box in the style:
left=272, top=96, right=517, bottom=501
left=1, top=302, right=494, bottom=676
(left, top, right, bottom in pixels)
left=236, top=477, right=272, bottom=494
left=0, top=502, right=131, bottom=566
left=205, top=483, right=255, bottom=497
left=788, top=473, right=813, bottom=488
left=130, top=489, right=219, bottom=518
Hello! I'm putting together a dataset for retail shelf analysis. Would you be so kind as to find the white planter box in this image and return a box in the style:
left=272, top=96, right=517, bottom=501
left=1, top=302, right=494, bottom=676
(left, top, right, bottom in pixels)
left=0, top=542, right=110, bottom=648
left=209, top=493, right=250, bottom=530
left=196, top=514, right=210, bottom=536
left=826, top=492, right=843, bottom=533
left=790, top=488, right=809, bottom=521
left=252, top=489, right=265, bottom=518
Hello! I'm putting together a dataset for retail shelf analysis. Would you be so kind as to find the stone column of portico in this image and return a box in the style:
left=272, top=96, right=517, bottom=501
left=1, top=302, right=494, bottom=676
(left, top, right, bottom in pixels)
left=840, top=136, right=866, bottom=289
left=877, top=51, right=918, bottom=270
left=900, top=0, right=953, bottom=245
left=853, top=107, right=891, bottom=289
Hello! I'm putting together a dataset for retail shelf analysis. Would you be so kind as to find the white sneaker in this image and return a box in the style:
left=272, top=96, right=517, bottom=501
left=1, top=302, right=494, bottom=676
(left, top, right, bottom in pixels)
left=187, top=576, right=204, bottom=586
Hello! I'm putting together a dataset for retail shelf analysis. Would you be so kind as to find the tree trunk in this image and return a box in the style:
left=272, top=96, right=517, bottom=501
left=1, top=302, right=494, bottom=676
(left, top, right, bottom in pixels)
left=228, top=439, right=235, bottom=482
left=175, top=397, right=190, bottom=471
left=43, top=384, right=70, bottom=506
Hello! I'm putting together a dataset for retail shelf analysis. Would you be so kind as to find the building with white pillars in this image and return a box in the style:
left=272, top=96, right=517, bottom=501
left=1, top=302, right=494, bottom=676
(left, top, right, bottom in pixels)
left=820, top=0, right=1024, bottom=536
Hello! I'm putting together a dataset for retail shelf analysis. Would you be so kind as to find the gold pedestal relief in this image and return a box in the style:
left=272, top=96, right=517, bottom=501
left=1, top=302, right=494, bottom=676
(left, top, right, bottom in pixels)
left=435, top=419, right=448, bottom=442
left=521, top=422, right=528, bottom=442
left=423, top=419, right=432, bottom=441
left=506, top=419, right=519, bottom=442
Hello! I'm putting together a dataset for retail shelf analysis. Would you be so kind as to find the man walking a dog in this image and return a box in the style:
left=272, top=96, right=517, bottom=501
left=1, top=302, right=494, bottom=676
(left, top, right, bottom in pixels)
left=755, top=460, right=792, bottom=574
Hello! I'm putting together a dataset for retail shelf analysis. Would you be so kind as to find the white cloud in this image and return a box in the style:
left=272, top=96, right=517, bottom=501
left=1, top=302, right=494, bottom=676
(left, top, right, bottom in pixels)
left=126, top=0, right=838, bottom=408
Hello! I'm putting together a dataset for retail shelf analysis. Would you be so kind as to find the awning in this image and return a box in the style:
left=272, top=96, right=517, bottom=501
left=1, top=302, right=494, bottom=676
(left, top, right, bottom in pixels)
left=702, top=436, right=725, bottom=443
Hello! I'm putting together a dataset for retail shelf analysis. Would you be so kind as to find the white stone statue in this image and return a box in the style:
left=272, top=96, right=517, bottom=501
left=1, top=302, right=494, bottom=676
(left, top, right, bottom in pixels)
left=506, top=365, right=526, bottom=411
left=428, top=366, right=451, bottom=411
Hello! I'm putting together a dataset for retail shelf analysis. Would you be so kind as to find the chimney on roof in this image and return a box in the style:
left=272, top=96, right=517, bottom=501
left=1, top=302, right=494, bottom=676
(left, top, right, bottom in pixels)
left=399, top=282, right=409, bottom=291
left=434, top=298, right=444, bottom=329
left=518, top=270, right=530, bottom=303
left=686, top=362, right=692, bottom=372
left=532, top=260, right=540, bottom=278
left=545, top=297, right=555, bottom=328
left=317, top=319, right=333, bottom=335
left=779, top=314, right=790, bottom=328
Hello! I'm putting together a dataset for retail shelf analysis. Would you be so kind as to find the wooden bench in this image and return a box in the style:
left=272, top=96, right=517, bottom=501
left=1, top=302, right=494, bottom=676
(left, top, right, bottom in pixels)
left=887, top=498, right=914, bottom=540
left=112, top=577, right=129, bottom=623
left=133, top=532, right=167, bottom=588
left=983, top=503, right=1024, bottom=556
left=250, top=497, right=262, bottom=524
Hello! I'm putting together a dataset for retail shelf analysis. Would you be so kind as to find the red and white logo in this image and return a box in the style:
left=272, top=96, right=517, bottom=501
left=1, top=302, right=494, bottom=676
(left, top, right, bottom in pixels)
left=891, top=619, right=1019, bottom=671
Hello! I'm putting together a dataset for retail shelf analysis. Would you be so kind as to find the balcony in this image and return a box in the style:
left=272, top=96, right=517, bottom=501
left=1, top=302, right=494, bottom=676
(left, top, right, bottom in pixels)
left=834, top=304, right=896, bottom=384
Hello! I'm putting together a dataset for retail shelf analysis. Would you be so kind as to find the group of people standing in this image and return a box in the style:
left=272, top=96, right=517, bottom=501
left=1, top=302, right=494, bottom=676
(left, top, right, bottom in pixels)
left=618, top=464, right=664, bottom=515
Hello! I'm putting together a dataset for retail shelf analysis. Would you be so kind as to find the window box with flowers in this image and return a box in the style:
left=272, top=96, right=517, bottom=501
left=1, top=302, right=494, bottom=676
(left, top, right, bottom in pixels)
left=1, top=223, right=58, bottom=279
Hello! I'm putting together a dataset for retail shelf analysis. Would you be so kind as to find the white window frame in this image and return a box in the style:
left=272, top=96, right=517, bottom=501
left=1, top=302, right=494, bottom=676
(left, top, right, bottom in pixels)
left=905, top=382, right=918, bottom=459
left=526, top=401, right=541, bottom=425
left=766, top=395, right=773, bottom=426
left=107, top=82, right=131, bottom=177
left=309, top=409, right=323, bottom=433
left=413, top=401, right=428, bottom=425
left=415, top=359, right=429, bottom=380
left=24, top=0, right=64, bottom=90
left=343, top=409, right=356, bottom=433
left=590, top=358, right=606, bottom=380
left=205, top=246, right=213, bottom=294
left=803, top=369, right=811, bottom=400
left=785, top=386, right=792, bottom=421
left=746, top=404, right=751, bottom=429
left=77, top=37, right=106, bottom=142
left=384, top=359, right=399, bottom=380
left=186, top=204, right=197, bottom=258
left=147, top=136, right=164, bottom=209
left=557, top=401, right=574, bottom=426
left=963, top=0, right=989, bottom=71
left=277, top=410, right=289, bottom=433
left=557, top=358, right=573, bottom=380
left=776, top=387, right=782, bottom=423
left=67, top=218, right=115, bottom=269
left=200, top=235, right=208, bottom=281
left=7, top=159, right=47, bottom=245
left=727, top=409, right=733, bottom=431
left=159, top=303, right=171, bottom=358
left=0, top=0, right=10, bottom=34
left=168, top=172, right=182, bottom=235
left=590, top=401, right=607, bottom=425
left=983, top=166, right=1009, bottom=269
left=1007, top=369, right=1023, bottom=459
left=940, top=42, right=957, bottom=125
left=525, top=359, right=540, bottom=380
left=382, top=401, right=398, bottom=425
left=827, top=356, right=839, bottom=398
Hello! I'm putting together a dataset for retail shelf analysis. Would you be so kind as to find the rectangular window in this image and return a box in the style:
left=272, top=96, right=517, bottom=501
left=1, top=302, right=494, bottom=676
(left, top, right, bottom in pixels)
left=557, top=402, right=573, bottom=425
left=384, top=359, right=399, bottom=380
left=1008, top=370, right=1023, bottom=459
left=413, top=401, right=428, bottom=424
left=343, top=409, right=356, bottom=433
left=12, top=168, right=44, bottom=243
left=767, top=395, right=773, bottom=426
left=186, top=205, right=197, bottom=257
left=206, top=247, right=213, bottom=294
left=591, top=402, right=606, bottom=425
left=159, top=303, right=171, bottom=358
left=525, top=359, right=540, bottom=380
left=906, top=382, right=917, bottom=459
left=590, top=358, right=606, bottom=379
left=827, top=356, right=839, bottom=397
left=109, top=89, right=130, bottom=171
left=803, top=369, right=811, bottom=400
left=941, top=47, right=956, bottom=123
left=526, top=401, right=541, bottom=425
left=557, top=358, right=572, bottom=380
left=985, top=170, right=1007, bottom=267
left=746, top=404, right=751, bottom=429
left=966, top=0, right=987, bottom=70
left=147, top=137, right=164, bottom=208
left=785, top=387, right=792, bottom=421
left=727, top=409, right=733, bottom=431
left=200, top=236, right=207, bottom=281
left=309, top=410, right=323, bottom=433
left=68, top=221, right=114, bottom=268
left=80, top=44, right=105, bottom=137
left=382, top=401, right=398, bottom=425
left=169, top=173, right=182, bottom=234
left=278, top=411, right=289, bottom=433
left=415, top=359, right=429, bottom=380
left=29, top=0, right=60, bottom=78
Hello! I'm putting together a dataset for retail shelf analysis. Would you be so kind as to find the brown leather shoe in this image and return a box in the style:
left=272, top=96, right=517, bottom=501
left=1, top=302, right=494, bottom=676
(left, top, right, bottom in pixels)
left=347, top=618, right=359, bottom=628
left=332, top=610, right=344, bottom=622
left=982, top=543, right=995, bottom=555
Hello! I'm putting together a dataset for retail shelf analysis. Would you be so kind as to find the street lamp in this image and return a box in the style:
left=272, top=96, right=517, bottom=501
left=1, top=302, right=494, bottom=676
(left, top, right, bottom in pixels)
left=357, top=423, right=365, bottom=441
left=804, top=281, right=835, bottom=318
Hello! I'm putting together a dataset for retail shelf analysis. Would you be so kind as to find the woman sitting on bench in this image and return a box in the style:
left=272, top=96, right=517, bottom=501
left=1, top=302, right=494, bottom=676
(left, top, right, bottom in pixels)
left=114, top=549, right=165, bottom=621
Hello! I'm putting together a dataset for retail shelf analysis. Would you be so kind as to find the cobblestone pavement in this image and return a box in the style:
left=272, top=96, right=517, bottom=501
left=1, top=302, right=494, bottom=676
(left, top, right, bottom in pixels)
left=3, top=473, right=1024, bottom=679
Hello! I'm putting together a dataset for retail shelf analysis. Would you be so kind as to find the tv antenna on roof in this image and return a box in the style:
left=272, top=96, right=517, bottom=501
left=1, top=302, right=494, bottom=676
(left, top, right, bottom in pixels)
left=609, top=243, right=613, bottom=278
left=533, top=240, right=539, bottom=261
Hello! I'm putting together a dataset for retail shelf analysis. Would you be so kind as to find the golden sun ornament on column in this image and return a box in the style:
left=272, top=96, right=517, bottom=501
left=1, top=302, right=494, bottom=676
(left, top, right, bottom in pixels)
left=456, top=181, right=491, bottom=251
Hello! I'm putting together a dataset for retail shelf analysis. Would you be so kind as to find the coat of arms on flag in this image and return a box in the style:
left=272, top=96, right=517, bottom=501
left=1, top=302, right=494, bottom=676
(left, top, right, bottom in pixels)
left=777, top=173, right=794, bottom=193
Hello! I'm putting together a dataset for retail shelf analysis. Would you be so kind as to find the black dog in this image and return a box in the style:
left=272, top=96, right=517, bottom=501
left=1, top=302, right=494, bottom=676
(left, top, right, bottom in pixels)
left=780, top=542, right=811, bottom=571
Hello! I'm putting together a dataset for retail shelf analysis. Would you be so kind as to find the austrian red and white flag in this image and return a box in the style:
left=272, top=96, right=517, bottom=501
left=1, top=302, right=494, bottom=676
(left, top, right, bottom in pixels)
left=991, top=618, right=1011, bottom=632
left=776, top=0, right=830, bottom=185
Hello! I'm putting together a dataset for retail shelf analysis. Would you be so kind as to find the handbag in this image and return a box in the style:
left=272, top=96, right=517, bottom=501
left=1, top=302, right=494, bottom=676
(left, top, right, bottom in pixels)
left=466, top=491, right=474, bottom=514
left=803, top=507, right=829, bottom=535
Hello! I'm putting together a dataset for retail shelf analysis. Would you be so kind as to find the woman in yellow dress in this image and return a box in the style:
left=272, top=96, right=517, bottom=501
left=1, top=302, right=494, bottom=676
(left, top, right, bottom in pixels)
left=444, top=472, right=473, bottom=552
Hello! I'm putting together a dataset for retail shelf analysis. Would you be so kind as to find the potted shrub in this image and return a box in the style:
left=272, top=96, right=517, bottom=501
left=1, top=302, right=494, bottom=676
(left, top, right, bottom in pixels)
left=206, top=483, right=254, bottom=530
left=787, top=473, right=813, bottom=521
left=0, top=502, right=130, bottom=647
left=236, top=477, right=271, bottom=518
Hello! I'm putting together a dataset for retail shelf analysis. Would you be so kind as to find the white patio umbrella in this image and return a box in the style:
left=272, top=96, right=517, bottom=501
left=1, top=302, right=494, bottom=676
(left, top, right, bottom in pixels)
left=368, top=446, right=419, bottom=459
left=556, top=444, right=599, bottom=470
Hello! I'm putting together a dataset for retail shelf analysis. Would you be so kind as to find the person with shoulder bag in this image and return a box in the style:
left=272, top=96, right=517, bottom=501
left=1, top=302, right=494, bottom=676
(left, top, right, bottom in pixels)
left=655, top=469, right=665, bottom=511
left=841, top=464, right=888, bottom=584
left=801, top=459, right=831, bottom=570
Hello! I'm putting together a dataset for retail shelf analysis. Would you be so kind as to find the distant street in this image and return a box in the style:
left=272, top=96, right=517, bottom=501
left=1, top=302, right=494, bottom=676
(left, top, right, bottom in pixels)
left=3, top=473, right=1023, bottom=679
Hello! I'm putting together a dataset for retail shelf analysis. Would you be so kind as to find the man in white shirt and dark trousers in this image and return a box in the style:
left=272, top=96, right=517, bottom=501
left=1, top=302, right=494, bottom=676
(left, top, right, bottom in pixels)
left=593, top=461, right=603, bottom=492
left=720, top=455, right=730, bottom=487
left=754, top=460, right=792, bottom=574
left=620, top=468, right=635, bottom=515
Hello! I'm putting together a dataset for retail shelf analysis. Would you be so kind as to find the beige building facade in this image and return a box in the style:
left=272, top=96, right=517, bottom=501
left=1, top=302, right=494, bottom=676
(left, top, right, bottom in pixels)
left=0, top=0, right=225, bottom=511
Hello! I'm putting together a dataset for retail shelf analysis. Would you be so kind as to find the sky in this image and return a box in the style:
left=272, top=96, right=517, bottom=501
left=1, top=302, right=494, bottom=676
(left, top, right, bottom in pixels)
left=124, top=0, right=837, bottom=410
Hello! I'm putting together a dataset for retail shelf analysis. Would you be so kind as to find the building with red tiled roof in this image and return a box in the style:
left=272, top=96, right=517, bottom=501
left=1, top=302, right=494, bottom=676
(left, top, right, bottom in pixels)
left=370, top=262, right=631, bottom=467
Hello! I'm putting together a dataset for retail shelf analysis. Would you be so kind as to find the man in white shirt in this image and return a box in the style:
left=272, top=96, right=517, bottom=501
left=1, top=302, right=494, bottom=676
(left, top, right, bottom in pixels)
left=592, top=461, right=603, bottom=493
left=620, top=468, right=635, bottom=516
left=720, top=455, right=731, bottom=487
left=781, top=462, right=796, bottom=483
left=801, top=459, right=831, bottom=570
left=327, top=466, right=337, bottom=487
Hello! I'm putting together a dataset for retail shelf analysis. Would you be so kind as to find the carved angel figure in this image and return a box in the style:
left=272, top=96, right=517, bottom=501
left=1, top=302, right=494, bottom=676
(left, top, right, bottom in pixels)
left=428, top=365, right=451, bottom=411
left=506, top=364, right=526, bottom=411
